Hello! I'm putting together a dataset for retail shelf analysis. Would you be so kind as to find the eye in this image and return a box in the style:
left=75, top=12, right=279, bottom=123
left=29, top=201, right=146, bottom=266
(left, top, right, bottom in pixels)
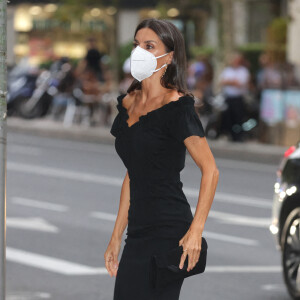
left=132, top=42, right=138, bottom=48
left=146, top=44, right=154, bottom=50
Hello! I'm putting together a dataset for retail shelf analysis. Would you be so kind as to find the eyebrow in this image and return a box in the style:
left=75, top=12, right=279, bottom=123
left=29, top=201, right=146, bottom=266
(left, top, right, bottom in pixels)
left=134, top=39, right=157, bottom=44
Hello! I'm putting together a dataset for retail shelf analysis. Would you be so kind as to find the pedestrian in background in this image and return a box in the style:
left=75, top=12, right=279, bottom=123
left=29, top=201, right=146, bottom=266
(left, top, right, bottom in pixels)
left=219, top=52, right=250, bottom=142
left=84, top=37, right=105, bottom=83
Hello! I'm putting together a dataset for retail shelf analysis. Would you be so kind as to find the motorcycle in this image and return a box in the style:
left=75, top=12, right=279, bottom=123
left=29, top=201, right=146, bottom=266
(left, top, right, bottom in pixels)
left=16, top=69, right=57, bottom=119
left=8, top=57, right=71, bottom=119
left=7, top=65, right=39, bottom=117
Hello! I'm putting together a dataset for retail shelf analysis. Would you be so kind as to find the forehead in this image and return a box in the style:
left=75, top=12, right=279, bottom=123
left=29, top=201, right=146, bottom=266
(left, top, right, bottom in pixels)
left=135, top=28, right=161, bottom=44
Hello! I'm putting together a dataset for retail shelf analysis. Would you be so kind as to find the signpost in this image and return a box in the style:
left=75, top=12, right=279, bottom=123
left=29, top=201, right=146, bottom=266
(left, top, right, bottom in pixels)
left=0, top=0, right=7, bottom=299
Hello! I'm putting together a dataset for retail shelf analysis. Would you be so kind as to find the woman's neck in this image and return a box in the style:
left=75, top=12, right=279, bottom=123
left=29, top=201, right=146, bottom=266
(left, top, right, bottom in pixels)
left=139, top=77, right=171, bottom=104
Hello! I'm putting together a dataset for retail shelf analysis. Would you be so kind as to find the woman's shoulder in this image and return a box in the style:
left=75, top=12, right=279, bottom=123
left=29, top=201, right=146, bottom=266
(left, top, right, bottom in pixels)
left=164, top=93, right=195, bottom=112
left=117, top=90, right=138, bottom=110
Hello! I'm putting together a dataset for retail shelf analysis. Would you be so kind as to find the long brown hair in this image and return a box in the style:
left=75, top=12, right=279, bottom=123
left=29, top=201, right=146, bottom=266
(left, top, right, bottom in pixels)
left=127, top=18, right=193, bottom=97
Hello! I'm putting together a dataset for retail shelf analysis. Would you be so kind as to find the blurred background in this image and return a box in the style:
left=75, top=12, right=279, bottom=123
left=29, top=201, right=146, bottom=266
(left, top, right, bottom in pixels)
left=4, top=1, right=300, bottom=300
left=5, top=0, right=300, bottom=145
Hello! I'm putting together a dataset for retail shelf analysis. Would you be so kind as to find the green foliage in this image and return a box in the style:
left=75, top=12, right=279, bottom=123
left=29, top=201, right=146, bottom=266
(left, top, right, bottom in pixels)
left=155, top=3, right=169, bottom=18
left=238, top=43, right=265, bottom=52
left=266, top=17, right=288, bottom=63
left=189, top=46, right=214, bottom=59
left=53, top=0, right=106, bottom=22
left=53, top=2, right=86, bottom=22
left=237, top=43, right=265, bottom=75
left=268, top=17, right=287, bottom=45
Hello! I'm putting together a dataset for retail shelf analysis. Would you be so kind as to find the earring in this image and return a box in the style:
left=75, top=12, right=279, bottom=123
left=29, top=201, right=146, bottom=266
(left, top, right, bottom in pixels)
left=161, top=65, right=168, bottom=79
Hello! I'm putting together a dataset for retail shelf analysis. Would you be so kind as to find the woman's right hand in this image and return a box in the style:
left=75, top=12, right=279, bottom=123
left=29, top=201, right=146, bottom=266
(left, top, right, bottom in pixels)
left=104, top=236, right=122, bottom=277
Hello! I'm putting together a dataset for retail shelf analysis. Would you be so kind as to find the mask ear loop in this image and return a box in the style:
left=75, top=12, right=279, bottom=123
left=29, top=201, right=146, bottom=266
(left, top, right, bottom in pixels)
left=154, top=52, right=170, bottom=59
left=153, top=52, right=170, bottom=73
left=161, top=64, right=168, bottom=79
left=153, top=63, right=167, bottom=73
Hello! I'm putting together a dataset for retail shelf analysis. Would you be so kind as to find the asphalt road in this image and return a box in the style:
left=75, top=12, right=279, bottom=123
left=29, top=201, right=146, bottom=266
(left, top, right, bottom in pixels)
left=5, top=131, right=290, bottom=300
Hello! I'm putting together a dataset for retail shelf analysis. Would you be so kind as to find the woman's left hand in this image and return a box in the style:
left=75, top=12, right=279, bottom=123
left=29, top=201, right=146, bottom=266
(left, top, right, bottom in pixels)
left=178, top=227, right=202, bottom=272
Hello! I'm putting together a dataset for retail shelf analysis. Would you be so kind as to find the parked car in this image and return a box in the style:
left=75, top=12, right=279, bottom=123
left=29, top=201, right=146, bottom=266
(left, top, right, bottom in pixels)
left=270, top=140, right=300, bottom=300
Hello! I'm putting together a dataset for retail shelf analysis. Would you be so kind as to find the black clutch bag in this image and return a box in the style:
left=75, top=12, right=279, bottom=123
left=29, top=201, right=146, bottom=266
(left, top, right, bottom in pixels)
left=149, top=237, right=208, bottom=290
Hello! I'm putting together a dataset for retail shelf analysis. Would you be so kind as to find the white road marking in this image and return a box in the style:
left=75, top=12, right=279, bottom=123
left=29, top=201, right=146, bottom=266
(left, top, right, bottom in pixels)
left=205, top=266, right=281, bottom=273
left=6, top=247, right=107, bottom=275
left=7, top=217, right=59, bottom=233
left=8, top=162, right=271, bottom=209
left=90, top=210, right=258, bottom=245
left=191, top=208, right=271, bottom=228
left=261, top=284, right=286, bottom=291
left=7, top=247, right=281, bottom=275
left=8, top=145, right=42, bottom=156
left=7, top=162, right=123, bottom=186
left=7, top=291, right=51, bottom=300
left=90, top=211, right=116, bottom=221
left=185, top=187, right=272, bottom=208
left=215, top=158, right=277, bottom=173
left=204, top=231, right=258, bottom=246
left=11, top=197, right=69, bottom=212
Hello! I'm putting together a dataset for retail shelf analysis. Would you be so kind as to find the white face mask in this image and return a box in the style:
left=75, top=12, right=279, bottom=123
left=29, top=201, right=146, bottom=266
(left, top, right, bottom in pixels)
left=130, top=46, right=169, bottom=82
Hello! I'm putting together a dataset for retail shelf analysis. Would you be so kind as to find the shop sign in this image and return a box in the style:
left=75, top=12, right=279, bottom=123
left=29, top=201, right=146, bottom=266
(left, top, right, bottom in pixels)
left=260, top=89, right=284, bottom=125
left=260, top=89, right=300, bottom=126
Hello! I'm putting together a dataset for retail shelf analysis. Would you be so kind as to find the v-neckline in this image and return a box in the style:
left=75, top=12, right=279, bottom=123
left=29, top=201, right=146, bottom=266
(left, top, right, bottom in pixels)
left=118, top=94, right=187, bottom=129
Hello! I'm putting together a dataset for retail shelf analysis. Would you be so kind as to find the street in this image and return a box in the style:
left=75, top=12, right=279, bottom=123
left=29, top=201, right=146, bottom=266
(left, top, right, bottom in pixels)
left=5, top=131, right=290, bottom=300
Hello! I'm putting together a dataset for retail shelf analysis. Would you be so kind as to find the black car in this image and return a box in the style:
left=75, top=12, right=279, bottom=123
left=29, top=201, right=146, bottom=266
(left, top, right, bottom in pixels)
left=270, top=140, right=300, bottom=299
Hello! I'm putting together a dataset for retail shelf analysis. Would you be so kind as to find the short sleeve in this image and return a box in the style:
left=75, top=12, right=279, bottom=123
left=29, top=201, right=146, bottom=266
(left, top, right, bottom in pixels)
left=110, top=94, right=127, bottom=138
left=167, top=100, right=205, bottom=142
left=110, top=112, right=121, bottom=138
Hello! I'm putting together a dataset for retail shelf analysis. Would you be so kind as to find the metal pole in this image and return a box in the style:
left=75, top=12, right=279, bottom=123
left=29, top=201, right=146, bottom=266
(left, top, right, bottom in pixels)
left=0, top=0, right=7, bottom=298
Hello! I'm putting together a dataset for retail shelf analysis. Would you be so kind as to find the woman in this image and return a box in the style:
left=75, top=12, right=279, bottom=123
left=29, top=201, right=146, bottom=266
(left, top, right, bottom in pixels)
left=104, top=18, right=219, bottom=300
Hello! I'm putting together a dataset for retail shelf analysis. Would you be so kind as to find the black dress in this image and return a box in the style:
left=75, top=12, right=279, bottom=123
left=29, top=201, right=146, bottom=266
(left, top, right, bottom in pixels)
left=110, top=93, right=205, bottom=300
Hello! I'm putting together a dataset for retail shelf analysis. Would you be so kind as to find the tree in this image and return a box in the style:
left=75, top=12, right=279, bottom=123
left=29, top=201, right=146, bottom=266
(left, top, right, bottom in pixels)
left=0, top=0, right=7, bottom=298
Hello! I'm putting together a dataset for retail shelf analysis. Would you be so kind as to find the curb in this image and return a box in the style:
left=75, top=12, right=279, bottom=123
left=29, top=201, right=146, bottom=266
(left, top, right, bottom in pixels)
left=7, top=117, right=114, bottom=144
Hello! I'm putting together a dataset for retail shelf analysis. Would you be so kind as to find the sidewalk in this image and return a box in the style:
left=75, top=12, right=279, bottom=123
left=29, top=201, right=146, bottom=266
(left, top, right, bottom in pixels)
left=7, top=117, right=287, bottom=164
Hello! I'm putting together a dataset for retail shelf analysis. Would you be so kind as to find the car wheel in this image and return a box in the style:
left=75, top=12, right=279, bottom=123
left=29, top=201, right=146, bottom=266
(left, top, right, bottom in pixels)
left=282, top=207, right=300, bottom=300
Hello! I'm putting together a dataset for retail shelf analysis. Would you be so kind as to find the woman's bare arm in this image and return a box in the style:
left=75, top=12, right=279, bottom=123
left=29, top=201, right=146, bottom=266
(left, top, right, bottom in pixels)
left=184, top=136, right=219, bottom=233
left=110, top=171, right=130, bottom=241
left=178, top=136, right=219, bottom=272
left=104, top=171, right=130, bottom=277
